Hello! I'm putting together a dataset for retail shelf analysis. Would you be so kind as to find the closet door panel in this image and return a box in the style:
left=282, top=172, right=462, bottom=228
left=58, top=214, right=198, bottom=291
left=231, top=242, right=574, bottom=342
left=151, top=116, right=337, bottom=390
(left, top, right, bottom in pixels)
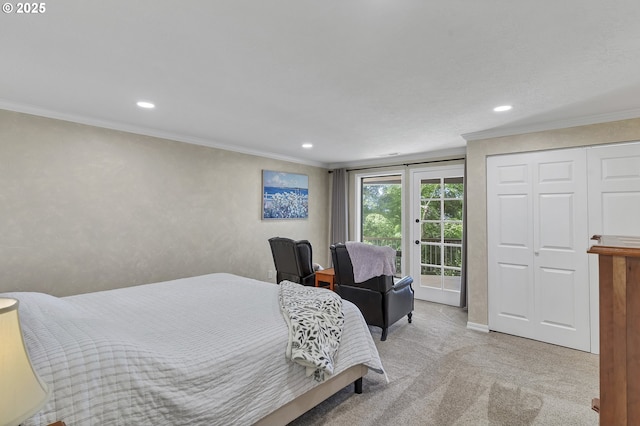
left=488, top=154, right=535, bottom=339
left=538, top=193, right=575, bottom=250
left=496, top=263, right=530, bottom=321
left=538, top=267, right=576, bottom=329
left=589, top=144, right=640, bottom=236
left=497, top=195, right=530, bottom=247
left=600, top=193, right=640, bottom=235
left=587, top=141, right=640, bottom=353
left=533, top=149, right=589, bottom=351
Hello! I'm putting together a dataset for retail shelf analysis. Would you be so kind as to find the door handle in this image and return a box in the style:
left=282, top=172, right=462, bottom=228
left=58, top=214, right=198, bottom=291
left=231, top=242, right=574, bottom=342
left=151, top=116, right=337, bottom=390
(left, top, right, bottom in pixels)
left=415, top=240, right=420, bottom=245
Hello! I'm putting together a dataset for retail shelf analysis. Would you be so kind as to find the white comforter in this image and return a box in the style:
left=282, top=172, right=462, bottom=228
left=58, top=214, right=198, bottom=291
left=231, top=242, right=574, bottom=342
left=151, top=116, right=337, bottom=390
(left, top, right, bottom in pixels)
left=4, top=273, right=384, bottom=426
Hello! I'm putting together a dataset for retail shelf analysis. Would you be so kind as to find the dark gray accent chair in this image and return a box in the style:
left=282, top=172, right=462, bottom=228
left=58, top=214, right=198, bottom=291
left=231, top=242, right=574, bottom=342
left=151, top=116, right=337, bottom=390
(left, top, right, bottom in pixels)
left=268, top=237, right=316, bottom=286
left=330, top=243, right=414, bottom=341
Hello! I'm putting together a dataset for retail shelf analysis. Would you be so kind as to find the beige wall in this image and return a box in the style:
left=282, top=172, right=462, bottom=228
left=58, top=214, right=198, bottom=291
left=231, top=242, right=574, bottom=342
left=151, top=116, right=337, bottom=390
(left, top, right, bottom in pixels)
left=0, top=109, right=330, bottom=296
left=466, top=117, right=640, bottom=327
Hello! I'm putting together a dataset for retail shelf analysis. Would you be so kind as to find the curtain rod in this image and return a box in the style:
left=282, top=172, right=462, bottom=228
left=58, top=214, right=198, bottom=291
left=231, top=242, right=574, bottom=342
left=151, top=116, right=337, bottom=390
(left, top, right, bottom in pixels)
left=328, top=157, right=465, bottom=173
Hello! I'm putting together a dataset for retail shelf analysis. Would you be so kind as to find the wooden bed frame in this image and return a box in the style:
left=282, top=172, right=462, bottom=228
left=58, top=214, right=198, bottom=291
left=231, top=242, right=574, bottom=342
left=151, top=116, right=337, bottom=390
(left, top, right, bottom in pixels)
left=255, top=364, right=368, bottom=425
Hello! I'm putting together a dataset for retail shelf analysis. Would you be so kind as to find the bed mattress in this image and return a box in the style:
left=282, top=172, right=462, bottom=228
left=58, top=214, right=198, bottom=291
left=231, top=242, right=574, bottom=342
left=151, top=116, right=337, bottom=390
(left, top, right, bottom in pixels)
left=4, top=273, right=384, bottom=425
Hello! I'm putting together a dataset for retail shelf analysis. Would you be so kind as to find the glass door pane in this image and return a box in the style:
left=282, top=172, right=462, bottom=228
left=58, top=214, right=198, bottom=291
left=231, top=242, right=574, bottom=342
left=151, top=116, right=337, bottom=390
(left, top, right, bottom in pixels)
left=412, top=166, right=464, bottom=305
left=360, top=174, right=402, bottom=274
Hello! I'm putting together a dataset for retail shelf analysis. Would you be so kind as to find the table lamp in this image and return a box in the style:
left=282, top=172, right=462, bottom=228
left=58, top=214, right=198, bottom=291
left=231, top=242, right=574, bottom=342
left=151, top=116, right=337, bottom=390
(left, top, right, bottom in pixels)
left=0, top=298, right=50, bottom=426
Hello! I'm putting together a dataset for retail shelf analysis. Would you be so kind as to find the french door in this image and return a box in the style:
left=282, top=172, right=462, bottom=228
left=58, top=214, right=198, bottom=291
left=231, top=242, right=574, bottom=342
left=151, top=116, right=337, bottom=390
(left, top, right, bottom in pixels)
left=410, top=165, right=464, bottom=305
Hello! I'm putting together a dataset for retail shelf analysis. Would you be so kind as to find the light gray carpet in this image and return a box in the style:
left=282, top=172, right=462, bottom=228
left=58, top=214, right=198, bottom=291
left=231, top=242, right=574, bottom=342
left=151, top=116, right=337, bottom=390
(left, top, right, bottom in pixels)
left=290, top=300, right=599, bottom=426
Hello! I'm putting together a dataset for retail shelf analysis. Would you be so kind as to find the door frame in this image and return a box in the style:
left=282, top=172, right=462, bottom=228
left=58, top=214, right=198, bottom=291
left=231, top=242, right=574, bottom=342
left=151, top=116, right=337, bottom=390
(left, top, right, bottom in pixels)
left=353, top=168, right=406, bottom=274
left=409, top=164, right=465, bottom=305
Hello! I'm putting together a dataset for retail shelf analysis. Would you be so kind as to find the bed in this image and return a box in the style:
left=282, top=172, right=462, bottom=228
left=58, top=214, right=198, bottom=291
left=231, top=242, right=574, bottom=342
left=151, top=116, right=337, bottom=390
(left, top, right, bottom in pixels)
left=3, top=273, right=385, bottom=425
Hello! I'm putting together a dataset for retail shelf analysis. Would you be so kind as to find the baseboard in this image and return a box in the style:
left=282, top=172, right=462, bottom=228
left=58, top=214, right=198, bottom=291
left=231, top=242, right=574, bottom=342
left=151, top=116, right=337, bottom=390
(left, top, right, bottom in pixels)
left=466, top=321, right=489, bottom=333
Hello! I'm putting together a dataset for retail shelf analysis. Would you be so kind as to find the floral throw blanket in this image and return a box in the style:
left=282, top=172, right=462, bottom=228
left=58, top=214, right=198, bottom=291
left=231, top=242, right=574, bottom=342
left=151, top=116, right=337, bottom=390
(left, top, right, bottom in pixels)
left=279, top=281, right=344, bottom=381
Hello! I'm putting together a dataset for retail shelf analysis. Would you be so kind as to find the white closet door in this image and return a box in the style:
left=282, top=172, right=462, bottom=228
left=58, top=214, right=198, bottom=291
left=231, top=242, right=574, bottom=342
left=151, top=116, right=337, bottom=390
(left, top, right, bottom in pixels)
left=488, top=148, right=590, bottom=351
left=487, top=154, right=535, bottom=339
left=533, top=150, right=589, bottom=351
left=587, top=141, right=640, bottom=353
left=588, top=142, right=640, bottom=236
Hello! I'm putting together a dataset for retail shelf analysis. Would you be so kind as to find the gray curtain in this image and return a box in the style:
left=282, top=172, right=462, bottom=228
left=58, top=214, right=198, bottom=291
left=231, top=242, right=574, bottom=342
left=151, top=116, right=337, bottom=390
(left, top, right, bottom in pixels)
left=459, top=159, right=468, bottom=309
left=330, top=168, right=348, bottom=245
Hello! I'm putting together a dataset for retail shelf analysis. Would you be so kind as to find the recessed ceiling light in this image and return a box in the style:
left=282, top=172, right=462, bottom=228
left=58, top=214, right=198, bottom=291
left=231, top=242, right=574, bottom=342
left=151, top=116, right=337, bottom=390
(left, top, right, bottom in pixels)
left=136, top=101, right=155, bottom=109
left=493, top=105, right=512, bottom=112
left=302, top=143, right=313, bottom=149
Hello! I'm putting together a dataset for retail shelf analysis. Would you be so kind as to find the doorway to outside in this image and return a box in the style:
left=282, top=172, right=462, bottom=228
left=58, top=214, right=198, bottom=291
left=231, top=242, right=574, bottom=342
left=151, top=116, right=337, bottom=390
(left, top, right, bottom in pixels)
left=358, top=172, right=404, bottom=275
left=410, top=165, right=464, bottom=306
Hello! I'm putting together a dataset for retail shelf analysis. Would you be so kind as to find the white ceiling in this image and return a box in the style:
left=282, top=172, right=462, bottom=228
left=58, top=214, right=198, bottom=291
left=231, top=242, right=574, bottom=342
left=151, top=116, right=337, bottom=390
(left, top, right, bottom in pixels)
left=2, top=1, right=640, bottom=168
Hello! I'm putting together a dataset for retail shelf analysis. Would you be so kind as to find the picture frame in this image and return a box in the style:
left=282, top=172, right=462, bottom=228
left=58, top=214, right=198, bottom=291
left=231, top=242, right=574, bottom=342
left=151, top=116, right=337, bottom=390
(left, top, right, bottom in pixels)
left=262, top=170, right=309, bottom=220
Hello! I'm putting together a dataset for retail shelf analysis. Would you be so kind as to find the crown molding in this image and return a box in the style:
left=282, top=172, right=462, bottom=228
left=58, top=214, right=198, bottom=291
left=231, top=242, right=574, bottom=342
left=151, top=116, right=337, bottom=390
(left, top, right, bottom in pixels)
left=462, top=108, right=640, bottom=141
left=0, top=100, right=327, bottom=168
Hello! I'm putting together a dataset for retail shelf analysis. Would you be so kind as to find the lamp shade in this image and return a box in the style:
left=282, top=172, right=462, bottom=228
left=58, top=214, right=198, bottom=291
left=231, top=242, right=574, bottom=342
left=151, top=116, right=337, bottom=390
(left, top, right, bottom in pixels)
left=0, top=298, right=50, bottom=426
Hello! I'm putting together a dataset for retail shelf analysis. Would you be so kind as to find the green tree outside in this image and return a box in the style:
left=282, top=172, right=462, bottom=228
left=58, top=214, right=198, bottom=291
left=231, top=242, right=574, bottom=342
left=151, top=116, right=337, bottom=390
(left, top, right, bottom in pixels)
left=362, top=182, right=402, bottom=247
left=360, top=177, right=464, bottom=277
left=420, top=180, right=463, bottom=276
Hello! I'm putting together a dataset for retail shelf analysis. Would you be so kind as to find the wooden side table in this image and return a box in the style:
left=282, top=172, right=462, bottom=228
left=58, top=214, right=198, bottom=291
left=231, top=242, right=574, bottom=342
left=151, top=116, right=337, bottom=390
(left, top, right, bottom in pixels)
left=315, top=268, right=335, bottom=291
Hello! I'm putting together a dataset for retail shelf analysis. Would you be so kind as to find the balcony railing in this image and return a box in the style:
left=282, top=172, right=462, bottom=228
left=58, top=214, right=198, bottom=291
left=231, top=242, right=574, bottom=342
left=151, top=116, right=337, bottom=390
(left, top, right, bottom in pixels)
left=362, top=237, right=402, bottom=275
left=362, top=237, right=463, bottom=276
left=420, top=238, right=462, bottom=269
